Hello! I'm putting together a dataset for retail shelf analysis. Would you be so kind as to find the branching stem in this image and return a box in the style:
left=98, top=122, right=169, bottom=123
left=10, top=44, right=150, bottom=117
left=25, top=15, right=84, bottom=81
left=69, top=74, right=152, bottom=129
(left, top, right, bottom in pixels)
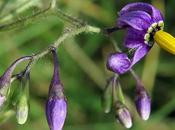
left=3, top=1, right=101, bottom=81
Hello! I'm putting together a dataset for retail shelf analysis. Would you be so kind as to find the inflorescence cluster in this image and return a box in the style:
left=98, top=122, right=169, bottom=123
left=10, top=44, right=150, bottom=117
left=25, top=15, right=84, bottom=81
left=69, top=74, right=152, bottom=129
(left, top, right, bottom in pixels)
left=0, top=1, right=175, bottom=130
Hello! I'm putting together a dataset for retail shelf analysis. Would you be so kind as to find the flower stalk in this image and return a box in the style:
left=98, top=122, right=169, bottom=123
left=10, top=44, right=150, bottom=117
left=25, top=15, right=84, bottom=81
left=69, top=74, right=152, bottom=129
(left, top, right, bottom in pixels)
left=102, top=78, right=113, bottom=113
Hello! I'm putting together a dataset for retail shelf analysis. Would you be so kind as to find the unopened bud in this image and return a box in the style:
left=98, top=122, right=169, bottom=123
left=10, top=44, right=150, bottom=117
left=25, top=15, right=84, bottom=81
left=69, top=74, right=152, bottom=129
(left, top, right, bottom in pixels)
left=135, top=85, right=151, bottom=121
left=46, top=48, right=67, bottom=130
left=115, top=101, right=132, bottom=129
left=46, top=98, right=67, bottom=130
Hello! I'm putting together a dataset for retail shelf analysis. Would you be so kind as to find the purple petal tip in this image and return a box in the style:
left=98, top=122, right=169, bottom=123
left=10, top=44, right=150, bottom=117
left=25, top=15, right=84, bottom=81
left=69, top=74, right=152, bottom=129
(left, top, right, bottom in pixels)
left=135, top=87, right=151, bottom=120
left=46, top=98, right=67, bottom=130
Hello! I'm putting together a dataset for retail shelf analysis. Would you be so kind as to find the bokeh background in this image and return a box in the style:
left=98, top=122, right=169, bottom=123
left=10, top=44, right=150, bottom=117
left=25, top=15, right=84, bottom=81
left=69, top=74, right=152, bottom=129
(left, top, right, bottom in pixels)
left=0, top=0, right=175, bottom=130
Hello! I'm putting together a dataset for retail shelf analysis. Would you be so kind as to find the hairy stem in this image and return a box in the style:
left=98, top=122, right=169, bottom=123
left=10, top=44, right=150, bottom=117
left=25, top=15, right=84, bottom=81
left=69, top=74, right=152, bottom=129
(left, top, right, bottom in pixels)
left=23, top=25, right=101, bottom=71
left=0, top=1, right=84, bottom=31
left=0, top=5, right=51, bottom=31
left=0, top=0, right=41, bottom=23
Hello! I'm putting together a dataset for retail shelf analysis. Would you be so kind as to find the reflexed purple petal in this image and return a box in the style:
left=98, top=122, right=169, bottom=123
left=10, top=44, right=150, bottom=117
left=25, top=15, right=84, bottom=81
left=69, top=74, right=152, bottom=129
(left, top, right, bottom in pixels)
left=107, top=53, right=131, bottom=74
left=0, top=56, right=31, bottom=110
left=131, top=45, right=151, bottom=66
left=46, top=98, right=67, bottom=130
left=119, top=2, right=163, bottom=21
left=135, top=86, right=151, bottom=120
left=118, top=11, right=153, bottom=31
left=0, top=56, right=31, bottom=86
left=124, top=28, right=145, bottom=48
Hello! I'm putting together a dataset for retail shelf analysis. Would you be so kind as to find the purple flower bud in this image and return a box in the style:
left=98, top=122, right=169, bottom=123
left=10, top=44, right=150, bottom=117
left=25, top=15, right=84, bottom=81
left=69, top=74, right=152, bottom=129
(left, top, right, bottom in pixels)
left=115, top=101, right=132, bottom=129
left=0, top=56, right=31, bottom=109
left=46, top=48, right=67, bottom=130
left=46, top=98, right=67, bottom=130
left=135, top=85, right=151, bottom=121
left=107, top=53, right=131, bottom=74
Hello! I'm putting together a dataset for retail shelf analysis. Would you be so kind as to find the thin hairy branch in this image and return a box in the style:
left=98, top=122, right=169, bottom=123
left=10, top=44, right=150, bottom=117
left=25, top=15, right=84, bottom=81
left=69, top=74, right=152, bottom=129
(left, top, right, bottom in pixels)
left=30, top=25, right=101, bottom=67
left=0, top=0, right=84, bottom=31
left=10, top=24, right=101, bottom=83
left=0, top=0, right=41, bottom=23
left=0, top=5, right=51, bottom=31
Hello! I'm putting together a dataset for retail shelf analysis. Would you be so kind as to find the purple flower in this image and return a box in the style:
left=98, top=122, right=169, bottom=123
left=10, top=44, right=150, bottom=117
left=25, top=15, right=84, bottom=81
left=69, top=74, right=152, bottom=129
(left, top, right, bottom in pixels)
left=115, top=101, right=132, bottom=129
left=107, top=2, right=167, bottom=74
left=135, top=83, right=151, bottom=121
left=0, top=56, right=31, bottom=109
left=46, top=48, right=67, bottom=130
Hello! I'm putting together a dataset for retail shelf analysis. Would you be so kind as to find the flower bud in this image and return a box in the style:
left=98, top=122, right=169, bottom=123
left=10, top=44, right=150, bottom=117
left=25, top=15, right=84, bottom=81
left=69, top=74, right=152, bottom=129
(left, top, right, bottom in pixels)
left=16, top=70, right=30, bottom=125
left=135, top=85, right=151, bottom=121
left=0, top=56, right=31, bottom=110
left=46, top=48, right=67, bottom=130
left=106, top=53, right=131, bottom=74
left=46, top=98, right=67, bottom=130
left=115, top=101, right=132, bottom=129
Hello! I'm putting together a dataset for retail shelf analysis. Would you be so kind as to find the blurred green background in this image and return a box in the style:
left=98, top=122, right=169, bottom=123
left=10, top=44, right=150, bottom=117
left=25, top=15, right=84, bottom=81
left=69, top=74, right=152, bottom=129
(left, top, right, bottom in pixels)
left=0, top=0, right=175, bottom=130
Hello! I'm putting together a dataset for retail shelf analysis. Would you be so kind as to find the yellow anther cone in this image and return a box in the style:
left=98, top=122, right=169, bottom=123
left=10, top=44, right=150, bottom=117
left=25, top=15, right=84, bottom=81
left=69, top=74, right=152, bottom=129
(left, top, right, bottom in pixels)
left=154, top=30, right=175, bottom=55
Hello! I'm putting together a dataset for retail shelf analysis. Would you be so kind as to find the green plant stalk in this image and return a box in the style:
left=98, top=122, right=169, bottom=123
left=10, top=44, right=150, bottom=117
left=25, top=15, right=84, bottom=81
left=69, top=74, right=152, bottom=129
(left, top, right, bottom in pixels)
left=116, top=82, right=125, bottom=105
left=102, top=79, right=113, bottom=113
left=30, top=25, right=101, bottom=69
left=0, top=1, right=85, bottom=32
left=0, top=5, right=51, bottom=31
left=0, top=0, right=41, bottom=23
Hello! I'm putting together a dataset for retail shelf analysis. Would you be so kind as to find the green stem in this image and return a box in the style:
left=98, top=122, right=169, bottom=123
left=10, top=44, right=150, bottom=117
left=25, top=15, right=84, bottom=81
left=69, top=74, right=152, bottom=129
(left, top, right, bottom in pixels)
left=116, top=81, right=125, bottom=104
left=112, top=75, right=118, bottom=104
left=0, top=1, right=85, bottom=31
left=0, top=5, right=51, bottom=31
left=30, top=25, right=101, bottom=67
left=5, top=25, right=100, bottom=80
left=0, top=0, right=41, bottom=23
left=53, top=8, right=85, bottom=26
